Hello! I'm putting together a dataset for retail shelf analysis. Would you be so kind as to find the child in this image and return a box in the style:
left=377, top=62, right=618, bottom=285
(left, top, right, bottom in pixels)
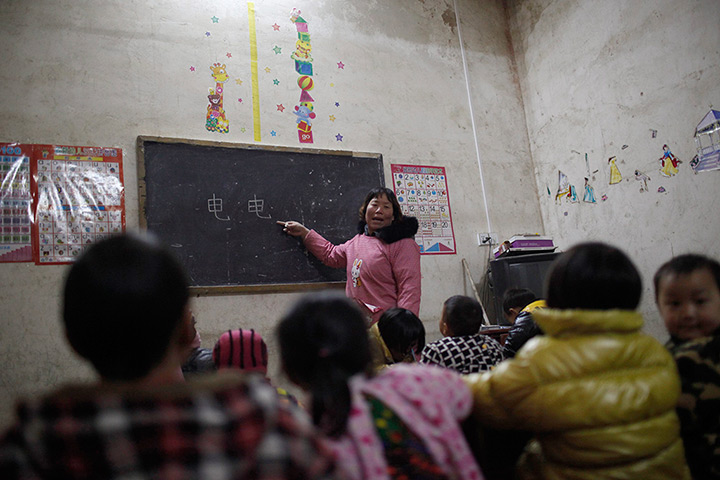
left=0, top=234, right=338, bottom=479
left=277, top=292, right=483, bottom=480
left=654, top=254, right=720, bottom=479
left=368, top=307, right=425, bottom=370
left=181, top=313, right=215, bottom=377
left=213, top=328, right=301, bottom=406
left=465, top=242, right=690, bottom=479
left=421, top=295, right=504, bottom=373
left=501, top=288, right=546, bottom=358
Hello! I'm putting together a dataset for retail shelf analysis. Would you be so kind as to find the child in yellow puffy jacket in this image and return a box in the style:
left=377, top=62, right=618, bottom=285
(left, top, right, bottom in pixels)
left=464, top=242, right=690, bottom=480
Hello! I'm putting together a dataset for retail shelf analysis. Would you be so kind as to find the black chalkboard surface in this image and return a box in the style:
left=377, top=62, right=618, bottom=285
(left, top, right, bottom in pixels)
left=137, top=137, right=384, bottom=294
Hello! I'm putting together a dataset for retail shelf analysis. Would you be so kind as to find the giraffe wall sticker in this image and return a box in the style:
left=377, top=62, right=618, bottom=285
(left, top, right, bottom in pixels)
left=206, top=63, right=229, bottom=134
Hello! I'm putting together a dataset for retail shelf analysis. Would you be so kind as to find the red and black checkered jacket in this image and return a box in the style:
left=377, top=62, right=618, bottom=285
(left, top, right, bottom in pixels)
left=0, top=372, right=338, bottom=480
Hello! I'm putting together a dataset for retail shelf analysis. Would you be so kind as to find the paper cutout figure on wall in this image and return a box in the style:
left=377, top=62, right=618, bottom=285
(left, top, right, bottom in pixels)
left=634, top=170, right=650, bottom=192
left=659, top=144, right=680, bottom=177
left=206, top=63, right=229, bottom=134
left=555, top=170, right=577, bottom=204
left=608, top=156, right=622, bottom=184
left=582, top=178, right=596, bottom=203
left=291, top=9, right=315, bottom=144
left=691, top=109, right=720, bottom=173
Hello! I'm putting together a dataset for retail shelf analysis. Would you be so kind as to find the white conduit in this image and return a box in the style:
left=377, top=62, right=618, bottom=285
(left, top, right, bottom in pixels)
left=452, top=0, right=493, bottom=234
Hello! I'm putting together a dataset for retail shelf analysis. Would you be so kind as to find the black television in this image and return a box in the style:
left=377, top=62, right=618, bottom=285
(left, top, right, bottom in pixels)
left=489, top=252, right=560, bottom=325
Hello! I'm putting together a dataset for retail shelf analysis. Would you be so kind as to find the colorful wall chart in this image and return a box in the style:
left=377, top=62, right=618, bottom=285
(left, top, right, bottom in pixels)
left=0, top=143, right=33, bottom=262
left=290, top=9, right=316, bottom=143
left=33, top=144, right=125, bottom=264
left=392, top=164, right=456, bottom=255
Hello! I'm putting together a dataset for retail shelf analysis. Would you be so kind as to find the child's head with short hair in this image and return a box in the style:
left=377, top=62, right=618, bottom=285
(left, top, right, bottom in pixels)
left=377, top=308, right=426, bottom=362
left=545, top=242, right=641, bottom=310
left=63, top=233, right=190, bottom=381
left=653, top=254, right=720, bottom=341
left=213, top=329, right=268, bottom=375
left=440, top=295, right=484, bottom=337
left=502, top=288, right=538, bottom=324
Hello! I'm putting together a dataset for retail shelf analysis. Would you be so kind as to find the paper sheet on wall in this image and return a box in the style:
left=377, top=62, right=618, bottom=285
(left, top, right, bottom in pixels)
left=0, top=143, right=33, bottom=262
left=391, top=164, right=456, bottom=255
left=33, top=144, right=125, bottom=264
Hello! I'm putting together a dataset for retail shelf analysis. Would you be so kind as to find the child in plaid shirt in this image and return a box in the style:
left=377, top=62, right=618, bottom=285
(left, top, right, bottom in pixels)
left=420, top=295, right=504, bottom=374
left=0, top=234, right=338, bottom=480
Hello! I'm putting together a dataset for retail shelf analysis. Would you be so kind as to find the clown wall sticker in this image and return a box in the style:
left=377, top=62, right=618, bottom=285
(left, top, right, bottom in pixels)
left=290, top=9, right=315, bottom=143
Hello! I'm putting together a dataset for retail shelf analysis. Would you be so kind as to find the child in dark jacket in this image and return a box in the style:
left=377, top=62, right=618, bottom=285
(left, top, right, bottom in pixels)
left=500, top=288, right=545, bottom=358
left=655, top=253, right=720, bottom=479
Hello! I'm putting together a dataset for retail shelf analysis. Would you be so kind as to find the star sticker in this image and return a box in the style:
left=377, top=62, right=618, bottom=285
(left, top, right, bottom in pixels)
left=211, top=16, right=219, bottom=23
left=189, top=66, right=195, bottom=72
left=272, top=23, right=280, bottom=31
left=226, top=52, right=232, bottom=58
left=277, top=104, right=285, bottom=112
left=264, top=67, right=271, bottom=73
left=241, top=127, right=246, bottom=133
left=330, top=83, right=335, bottom=87
left=337, top=61, right=345, bottom=69
left=205, top=31, right=211, bottom=37
left=235, top=79, right=243, bottom=85
left=273, top=79, right=280, bottom=85
left=335, top=102, right=340, bottom=107
left=329, top=115, right=336, bottom=122
left=238, top=98, right=243, bottom=103
left=273, top=45, right=282, bottom=55
left=271, top=130, right=277, bottom=137
left=336, top=133, right=343, bottom=141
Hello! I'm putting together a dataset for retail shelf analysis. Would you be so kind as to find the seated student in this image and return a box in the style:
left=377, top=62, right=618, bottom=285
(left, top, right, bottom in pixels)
left=501, top=288, right=546, bottom=358
left=277, top=293, right=483, bottom=480
left=420, top=295, right=504, bottom=373
left=464, top=242, right=690, bottom=479
left=0, top=234, right=338, bottom=480
left=654, top=254, right=720, bottom=479
left=213, top=328, right=301, bottom=406
left=368, top=307, right=425, bottom=370
left=181, top=313, right=215, bottom=377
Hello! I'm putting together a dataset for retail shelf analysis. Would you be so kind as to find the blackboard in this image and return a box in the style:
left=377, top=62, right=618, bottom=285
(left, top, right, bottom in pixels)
left=137, top=137, right=384, bottom=294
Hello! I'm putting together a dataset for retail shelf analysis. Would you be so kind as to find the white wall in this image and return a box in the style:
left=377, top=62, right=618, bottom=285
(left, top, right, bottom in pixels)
left=0, top=0, right=538, bottom=427
left=506, top=0, right=720, bottom=340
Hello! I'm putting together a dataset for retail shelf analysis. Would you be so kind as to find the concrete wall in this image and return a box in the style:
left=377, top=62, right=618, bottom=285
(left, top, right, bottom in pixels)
left=506, top=0, right=720, bottom=340
left=0, top=0, right=538, bottom=427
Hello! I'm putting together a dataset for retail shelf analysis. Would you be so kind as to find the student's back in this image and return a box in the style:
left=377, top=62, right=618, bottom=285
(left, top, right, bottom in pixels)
left=0, top=234, right=338, bottom=480
left=278, top=293, right=482, bottom=480
left=464, top=242, right=690, bottom=479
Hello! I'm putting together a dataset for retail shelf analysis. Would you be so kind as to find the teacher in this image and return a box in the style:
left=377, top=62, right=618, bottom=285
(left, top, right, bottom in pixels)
left=280, top=187, right=421, bottom=324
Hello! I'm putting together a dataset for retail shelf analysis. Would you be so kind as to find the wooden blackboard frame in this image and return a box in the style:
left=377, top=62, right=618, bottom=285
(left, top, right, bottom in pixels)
left=137, top=136, right=384, bottom=296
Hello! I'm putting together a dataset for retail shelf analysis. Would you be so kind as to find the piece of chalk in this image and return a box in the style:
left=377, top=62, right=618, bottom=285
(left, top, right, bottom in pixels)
left=276, top=221, right=287, bottom=225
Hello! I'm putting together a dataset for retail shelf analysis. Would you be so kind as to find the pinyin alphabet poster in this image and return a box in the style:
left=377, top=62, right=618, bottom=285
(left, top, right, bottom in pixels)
left=391, top=164, right=456, bottom=255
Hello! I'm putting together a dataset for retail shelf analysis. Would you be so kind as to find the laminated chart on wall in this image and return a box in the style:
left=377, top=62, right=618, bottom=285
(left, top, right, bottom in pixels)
left=33, top=145, right=125, bottom=264
left=392, top=164, right=456, bottom=255
left=0, top=143, right=33, bottom=262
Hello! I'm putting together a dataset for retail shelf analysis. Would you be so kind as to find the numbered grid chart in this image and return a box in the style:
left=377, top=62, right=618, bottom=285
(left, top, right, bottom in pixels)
left=391, top=164, right=456, bottom=255
left=35, top=153, right=124, bottom=264
left=0, top=148, right=33, bottom=262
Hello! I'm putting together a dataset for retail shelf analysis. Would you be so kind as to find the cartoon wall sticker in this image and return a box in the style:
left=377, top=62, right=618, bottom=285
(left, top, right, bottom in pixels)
left=690, top=109, right=720, bottom=173
left=582, top=177, right=596, bottom=203
left=555, top=170, right=577, bottom=204
left=608, top=156, right=622, bottom=185
left=290, top=10, right=315, bottom=144
left=659, top=144, right=680, bottom=177
left=206, top=63, right=229, bottom=134
left=634, top=170, right=651, bottom=192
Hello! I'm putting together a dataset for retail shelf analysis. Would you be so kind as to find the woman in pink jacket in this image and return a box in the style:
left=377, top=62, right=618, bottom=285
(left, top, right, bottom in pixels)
left=281, top=187, right=421, bottom=324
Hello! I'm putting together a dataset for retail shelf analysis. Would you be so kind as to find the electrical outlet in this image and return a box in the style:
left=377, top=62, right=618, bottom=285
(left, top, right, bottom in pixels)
left=477, top=232, right=499, bottom=246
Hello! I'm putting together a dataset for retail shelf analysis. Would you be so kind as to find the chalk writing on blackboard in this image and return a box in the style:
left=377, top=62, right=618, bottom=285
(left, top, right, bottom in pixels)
left=208, top=194, right=230, bottom=221
left=248, top=194, right=272, bottom=219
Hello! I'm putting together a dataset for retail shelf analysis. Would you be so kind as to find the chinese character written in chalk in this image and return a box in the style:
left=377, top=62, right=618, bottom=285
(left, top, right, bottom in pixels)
left=248, top=194, right=271, bottom=219
left=208, top=194, right=230, bottom=221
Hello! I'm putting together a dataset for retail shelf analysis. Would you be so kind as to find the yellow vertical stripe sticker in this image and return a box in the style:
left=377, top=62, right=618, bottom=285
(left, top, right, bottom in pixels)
left=248, top=2, right=261, bottom=142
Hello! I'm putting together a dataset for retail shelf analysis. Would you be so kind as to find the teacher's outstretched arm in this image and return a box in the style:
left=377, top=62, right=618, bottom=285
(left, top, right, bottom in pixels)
left=277, top=220, right=310, bottom=240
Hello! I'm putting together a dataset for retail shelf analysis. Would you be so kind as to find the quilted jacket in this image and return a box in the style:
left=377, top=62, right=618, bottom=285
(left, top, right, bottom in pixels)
left=464, top=309, right=690, bottom=479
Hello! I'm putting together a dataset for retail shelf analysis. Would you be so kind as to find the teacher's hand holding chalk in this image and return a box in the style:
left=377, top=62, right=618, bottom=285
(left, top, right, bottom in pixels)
left=277, top=220, right=309, bottom=240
